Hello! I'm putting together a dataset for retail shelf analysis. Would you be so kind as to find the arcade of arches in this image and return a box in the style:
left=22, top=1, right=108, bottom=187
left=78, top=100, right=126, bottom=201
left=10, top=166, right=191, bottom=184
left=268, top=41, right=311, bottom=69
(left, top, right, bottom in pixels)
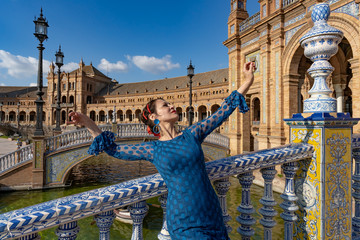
left=224, top=0, right=360, bottom=154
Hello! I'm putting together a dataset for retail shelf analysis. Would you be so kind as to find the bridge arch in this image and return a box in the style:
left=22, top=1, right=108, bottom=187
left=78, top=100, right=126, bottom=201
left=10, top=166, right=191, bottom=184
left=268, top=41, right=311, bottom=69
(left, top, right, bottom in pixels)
left=45, top=139, right=229, bottom=186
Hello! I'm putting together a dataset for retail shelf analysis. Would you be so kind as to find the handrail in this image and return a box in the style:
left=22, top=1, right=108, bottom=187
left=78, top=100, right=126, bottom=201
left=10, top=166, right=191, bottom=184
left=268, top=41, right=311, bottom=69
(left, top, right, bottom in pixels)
left=0, top=143, right=313, bottom=239
left=0, top=144, right=33, bottom=174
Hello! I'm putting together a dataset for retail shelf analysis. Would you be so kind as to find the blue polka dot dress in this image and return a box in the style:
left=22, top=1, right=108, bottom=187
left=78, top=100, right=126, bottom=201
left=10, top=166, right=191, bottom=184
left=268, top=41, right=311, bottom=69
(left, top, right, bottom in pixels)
left=88, top=91, right=248, bottom=240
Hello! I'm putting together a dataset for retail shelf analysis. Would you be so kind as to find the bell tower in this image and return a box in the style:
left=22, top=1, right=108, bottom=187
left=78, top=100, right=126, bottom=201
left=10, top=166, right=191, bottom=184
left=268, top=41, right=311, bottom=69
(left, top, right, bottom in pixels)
left=224, top=0, right=250, bottom=155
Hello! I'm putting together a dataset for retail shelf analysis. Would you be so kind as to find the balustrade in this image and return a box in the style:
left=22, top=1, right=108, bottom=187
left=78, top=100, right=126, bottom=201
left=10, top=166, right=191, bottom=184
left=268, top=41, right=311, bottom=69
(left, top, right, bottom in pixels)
left=0, top=143, right=313, bottom=240
left=94, top=210, right=116, bottom=240
left=283, top=0, right=297, bottom=8
left=237, top=172, right=255, bottom=239
left=0, top=144, right=33, bottom=174
left=259, top=167, right=277, bottom=239
left=239, top=12, right=260, bottom=33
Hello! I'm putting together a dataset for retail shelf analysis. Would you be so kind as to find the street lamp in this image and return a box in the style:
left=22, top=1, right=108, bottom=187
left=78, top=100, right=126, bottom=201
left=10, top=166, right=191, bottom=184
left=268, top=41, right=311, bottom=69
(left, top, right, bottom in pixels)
left=17, top=102, right=20, bottom=129
left=187, top=60, right=195, bottom=126
left=33, top=8, right=49, bottom=136
left=54, top=45, right=64, bottom=133
left=0, top=103, right=3, bottom=123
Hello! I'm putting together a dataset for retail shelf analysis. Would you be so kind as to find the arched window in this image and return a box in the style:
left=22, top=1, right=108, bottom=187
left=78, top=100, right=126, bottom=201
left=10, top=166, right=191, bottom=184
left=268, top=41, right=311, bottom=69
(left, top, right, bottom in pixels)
left=19, top=111, right=26, bottom=122
left=117, top=110, right=123, bottom=121
left=198, top=105, right=207, bottom=121
left=30, top=111, right=36, bottom=121
left=69, top=96, right=74, bottom=104
left=87, top=96, right=92, bottom=104
left=90, top=111, right=96, bottom=121
left=62, top=96, right=67, bottom=103
left=126, top=110, right=133, bottom=122
left=135, top=109, right=141, bottom=122
left=61, top=110, right=66, bottom=124
left=176, top=107, right=182, bottom=121
left=9, top=111, right=16, bottom=122
left=99, top=111, right=106, bottom=122
left=253, top=98, right=260, bottom=124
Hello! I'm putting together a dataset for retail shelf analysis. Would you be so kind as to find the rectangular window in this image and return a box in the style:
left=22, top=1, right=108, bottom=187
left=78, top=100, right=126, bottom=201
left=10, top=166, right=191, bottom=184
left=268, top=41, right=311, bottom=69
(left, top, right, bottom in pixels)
left=230, top=24, right=235, bottom=34
left=263, top=4, right=267, bottom=17
left=275, top=0, right=280, bottom=9
left=63, top=83, right=66, bottom=90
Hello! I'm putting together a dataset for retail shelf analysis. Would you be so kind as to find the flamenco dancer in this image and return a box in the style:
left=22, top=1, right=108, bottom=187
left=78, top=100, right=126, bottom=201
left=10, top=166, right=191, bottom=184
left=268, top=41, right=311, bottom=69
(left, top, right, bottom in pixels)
left=68, top=62, right=255, bottom=240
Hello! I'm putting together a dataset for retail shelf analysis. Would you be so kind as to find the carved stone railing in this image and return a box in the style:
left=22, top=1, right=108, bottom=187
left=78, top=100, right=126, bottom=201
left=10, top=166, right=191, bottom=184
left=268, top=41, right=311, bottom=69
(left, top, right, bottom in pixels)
left=0, top=143, right=313, bottom=239
left=239, top=12, right=260, bottom=33
left=0, top=124, right=229, bottom=175
left=283, top=0, right=297, bottom=8
left=44, top=123, right=229, bottom=154
left=0, top=144, right=33, bottom=174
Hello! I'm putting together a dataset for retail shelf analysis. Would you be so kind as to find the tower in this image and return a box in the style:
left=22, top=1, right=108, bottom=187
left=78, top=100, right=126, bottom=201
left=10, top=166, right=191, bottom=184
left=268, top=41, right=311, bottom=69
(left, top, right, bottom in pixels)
left=224, top=0, right=250, bottom=155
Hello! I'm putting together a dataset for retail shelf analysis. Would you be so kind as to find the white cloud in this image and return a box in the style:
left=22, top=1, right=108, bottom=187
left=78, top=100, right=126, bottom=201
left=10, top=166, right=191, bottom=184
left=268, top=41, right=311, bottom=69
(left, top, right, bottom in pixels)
left=0, top=83, right=6, bottom=86
left=129, top=55, right=180, bottom=74
left=0, top=50, right=51, bottom=79
left=29, top=83, right=37, bottom=87
left=97, top=58, right=128, bottom=72
left=61, top=62, right=79, bottom=72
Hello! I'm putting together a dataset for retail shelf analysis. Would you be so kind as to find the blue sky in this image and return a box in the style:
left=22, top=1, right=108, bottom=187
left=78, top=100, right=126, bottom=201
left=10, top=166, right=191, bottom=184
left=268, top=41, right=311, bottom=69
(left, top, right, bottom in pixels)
left=0, top=0, right=260, bottom=86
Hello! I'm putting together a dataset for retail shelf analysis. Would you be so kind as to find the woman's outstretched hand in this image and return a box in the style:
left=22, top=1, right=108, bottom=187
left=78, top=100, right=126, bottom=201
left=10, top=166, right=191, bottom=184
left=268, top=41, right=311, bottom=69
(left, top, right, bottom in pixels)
left=238, top=62, right=255, bottom=95
left=68, top=112, right=102, bottom=138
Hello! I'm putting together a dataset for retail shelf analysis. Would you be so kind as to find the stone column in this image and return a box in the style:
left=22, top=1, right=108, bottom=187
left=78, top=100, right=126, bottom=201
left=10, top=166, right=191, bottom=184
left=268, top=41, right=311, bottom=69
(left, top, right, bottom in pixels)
left=349, top=57, right=360, bottom=132
left=333, top=84, right=346, bottom=113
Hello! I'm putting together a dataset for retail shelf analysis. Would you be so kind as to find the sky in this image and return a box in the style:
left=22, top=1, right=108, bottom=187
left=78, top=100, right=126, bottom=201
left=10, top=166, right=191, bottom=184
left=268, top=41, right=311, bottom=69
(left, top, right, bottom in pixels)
left=0, top=0, right=260, bottom=87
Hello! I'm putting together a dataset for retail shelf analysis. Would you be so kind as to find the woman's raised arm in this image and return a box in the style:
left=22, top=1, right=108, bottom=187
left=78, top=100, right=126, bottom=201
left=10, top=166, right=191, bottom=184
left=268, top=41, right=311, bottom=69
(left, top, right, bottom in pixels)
left=188, top=62, right=255, bottom=143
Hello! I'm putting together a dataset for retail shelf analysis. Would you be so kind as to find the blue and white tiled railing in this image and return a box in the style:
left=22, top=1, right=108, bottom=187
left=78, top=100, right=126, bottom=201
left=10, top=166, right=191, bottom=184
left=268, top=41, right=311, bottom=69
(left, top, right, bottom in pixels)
left=0, top=143, right=313, bottom=239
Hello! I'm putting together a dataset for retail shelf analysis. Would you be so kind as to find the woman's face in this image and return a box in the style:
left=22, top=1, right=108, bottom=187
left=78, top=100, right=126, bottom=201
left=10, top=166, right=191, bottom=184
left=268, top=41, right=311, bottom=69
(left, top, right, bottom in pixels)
left=153, top=99, right=178, bottom=123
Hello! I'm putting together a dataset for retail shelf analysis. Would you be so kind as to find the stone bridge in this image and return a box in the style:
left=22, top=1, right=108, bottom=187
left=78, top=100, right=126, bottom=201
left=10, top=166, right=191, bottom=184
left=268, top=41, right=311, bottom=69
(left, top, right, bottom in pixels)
left=0, top=123, right=229, bottom=190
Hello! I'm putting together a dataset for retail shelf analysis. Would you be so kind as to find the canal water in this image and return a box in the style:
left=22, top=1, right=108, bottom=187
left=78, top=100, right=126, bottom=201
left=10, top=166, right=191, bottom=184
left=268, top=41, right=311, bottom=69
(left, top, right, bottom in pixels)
left=0, top=155, right=284, bottom=239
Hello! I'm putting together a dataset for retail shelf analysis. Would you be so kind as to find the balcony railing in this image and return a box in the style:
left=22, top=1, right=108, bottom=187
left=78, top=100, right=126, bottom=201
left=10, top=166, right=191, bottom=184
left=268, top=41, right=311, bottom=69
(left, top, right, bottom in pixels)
left=239, top=12, right=260, bottom=33
left=0, top=143, right=313, bottom=239
left=283, top=0, right=297, bottom=8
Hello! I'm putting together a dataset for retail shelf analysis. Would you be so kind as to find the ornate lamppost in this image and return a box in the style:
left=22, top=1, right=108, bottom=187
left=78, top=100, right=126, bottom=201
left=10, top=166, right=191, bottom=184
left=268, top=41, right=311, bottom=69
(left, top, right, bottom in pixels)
left=33, top=9, right=49, bottom=136
left=187, top=61, right=195, bottom=126
left=0, top=103, right=3, bottom=123
left=17, top=102, right=20, bottom=130
left=54, top=45, right=64, bottom=133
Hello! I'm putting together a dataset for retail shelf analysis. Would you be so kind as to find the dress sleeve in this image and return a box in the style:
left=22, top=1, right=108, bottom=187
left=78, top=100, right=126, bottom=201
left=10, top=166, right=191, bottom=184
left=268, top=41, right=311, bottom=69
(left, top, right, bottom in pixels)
left=88, top=131, right=154, bottom=162
left=188, top=90, right=249, bottom=143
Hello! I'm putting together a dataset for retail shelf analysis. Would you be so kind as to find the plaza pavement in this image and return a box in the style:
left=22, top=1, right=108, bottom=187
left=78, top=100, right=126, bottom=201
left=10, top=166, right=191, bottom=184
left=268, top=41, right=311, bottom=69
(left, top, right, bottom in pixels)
left=0, top=138, right=20, bottom=157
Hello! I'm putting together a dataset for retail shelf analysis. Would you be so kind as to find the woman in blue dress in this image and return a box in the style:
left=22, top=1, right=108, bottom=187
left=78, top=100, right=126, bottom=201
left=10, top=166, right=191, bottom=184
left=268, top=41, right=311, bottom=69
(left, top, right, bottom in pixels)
left=68, top=62, right=255, bottom=240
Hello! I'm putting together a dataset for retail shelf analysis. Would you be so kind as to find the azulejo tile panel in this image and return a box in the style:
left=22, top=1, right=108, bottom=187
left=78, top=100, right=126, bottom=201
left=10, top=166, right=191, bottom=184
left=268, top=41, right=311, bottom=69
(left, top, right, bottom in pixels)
left=291, top=127, right=321, bottom=240
left=324, top=128, right=352, bottom=239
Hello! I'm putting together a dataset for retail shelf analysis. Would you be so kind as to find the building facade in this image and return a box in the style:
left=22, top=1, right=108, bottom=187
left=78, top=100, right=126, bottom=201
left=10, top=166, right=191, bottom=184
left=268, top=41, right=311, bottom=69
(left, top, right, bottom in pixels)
left=224, top=0, right=359, bottom=154
left=0, top=0, right=358, bottom=156
left=0, top=60, right=230, bottom=138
